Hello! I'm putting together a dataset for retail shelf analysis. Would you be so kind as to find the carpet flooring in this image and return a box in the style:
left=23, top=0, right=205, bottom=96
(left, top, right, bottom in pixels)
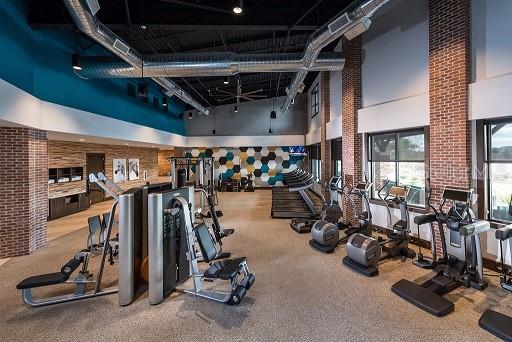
left=0, top=190, right=511, bottom=341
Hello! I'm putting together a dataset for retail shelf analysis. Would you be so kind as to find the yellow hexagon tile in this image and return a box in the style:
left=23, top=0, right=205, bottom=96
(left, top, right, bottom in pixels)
left=226, top=160, right=235, bottom=168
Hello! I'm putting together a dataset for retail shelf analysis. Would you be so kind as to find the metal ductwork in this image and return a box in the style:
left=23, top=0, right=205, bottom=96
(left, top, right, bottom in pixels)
left=74, top=52, right=345, bottom=79
left=280, top=0, right=391, bottom=113
left=62, top=0, right=210, bottom=114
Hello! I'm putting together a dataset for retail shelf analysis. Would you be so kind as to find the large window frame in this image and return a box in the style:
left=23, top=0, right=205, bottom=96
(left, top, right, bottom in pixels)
left=368, top=128, right=427, bottom=207
left=307, top=144, right=321, bottom=180
left=485, top=119, right=512, bottom=223
left=331, top=138, right=342, bottom=177
left=311, top=83, right=319, bottom=118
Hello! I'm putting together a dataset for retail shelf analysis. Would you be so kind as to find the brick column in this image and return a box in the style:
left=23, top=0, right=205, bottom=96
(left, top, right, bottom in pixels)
left=428, top=0, right=471, bottom=253
left=0, top=127, right=48, bottom=258
left=341, top=37, right=363, bottom=224
left=320, top=71, right=331, bottom=186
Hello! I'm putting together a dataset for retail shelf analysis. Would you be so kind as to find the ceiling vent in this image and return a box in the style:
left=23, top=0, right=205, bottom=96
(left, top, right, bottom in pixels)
left=328, top=13, right=351, bottom=34
left=84, top=0, right=100, bottom=15
left=113, top=39, right=130, bottom=55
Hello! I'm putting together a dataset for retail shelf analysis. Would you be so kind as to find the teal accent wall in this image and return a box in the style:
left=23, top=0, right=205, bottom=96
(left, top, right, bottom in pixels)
left=0, top=1, right=185, bottom=134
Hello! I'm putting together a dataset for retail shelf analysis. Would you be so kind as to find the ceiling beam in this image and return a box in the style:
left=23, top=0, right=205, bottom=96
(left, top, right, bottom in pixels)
left=29, top=23, right=319, bottom=31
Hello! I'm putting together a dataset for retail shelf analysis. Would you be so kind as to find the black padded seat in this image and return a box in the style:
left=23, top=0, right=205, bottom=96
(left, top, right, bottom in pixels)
left=204, top=257, right=247, bottom=280
left=479, top=309, right=512, bottom=342
left=16, top=272, right=68, bottom=289
left=496, top=226, right=512, bottom=241
left=391, top=279, right=454, bottom=317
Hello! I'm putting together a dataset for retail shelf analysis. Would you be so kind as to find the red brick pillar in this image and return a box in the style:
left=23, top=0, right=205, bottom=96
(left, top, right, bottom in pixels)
left=320, top=71, right=331, bottom=186
left=341, top=37, right=363, bottom=224
left=428, top=0, right=471, bottom=253
left=0, top=127, right=48, bottom=258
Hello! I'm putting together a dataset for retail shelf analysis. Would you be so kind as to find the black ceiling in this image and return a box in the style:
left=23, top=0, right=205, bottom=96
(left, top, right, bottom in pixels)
left=26, top=0, right=355, bottom=108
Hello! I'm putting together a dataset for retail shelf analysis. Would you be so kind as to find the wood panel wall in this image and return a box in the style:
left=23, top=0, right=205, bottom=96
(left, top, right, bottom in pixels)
left=48, top=141, right=159, bottom=198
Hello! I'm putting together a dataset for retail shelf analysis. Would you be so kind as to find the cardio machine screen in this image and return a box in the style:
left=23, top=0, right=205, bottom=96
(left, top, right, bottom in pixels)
left=442, top=188, right=471, bottom=203
left=355, top=183, right=367, bottom=190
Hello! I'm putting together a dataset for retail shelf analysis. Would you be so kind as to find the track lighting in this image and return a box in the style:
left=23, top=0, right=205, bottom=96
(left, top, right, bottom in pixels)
left=234, top=105, right=238, bottom=113
left=162, top=97, right=167, bottom=107
left=223, top=76, right=229, bottom=85
left=137, top=83, right=148, bottom=97
left=188, top=112, right=193, bottom=120
left=233, top=0, right=243, bottom=14
left=72, top=53, right=82, bottom=71
left=271, top=110, right=277, bottom=119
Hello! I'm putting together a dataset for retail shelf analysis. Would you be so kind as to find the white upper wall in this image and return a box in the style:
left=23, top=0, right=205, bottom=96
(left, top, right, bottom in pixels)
left=470, top=0, right=512, bottom=121
left=327, top=71, right=342, bottom=140
left=358, top=0, right=429, bottom=133
left=361, top=0, right=428, bottom=108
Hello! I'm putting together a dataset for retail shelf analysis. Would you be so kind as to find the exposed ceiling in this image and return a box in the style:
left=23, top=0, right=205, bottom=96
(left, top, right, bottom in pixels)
left=26, top=0, right=355, bottom=109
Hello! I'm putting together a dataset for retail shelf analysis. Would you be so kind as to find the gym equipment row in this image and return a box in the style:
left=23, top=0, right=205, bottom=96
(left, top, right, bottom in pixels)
left=16, top=173, right=254, bottom=307
left=271, top=169, right=324, bottom=219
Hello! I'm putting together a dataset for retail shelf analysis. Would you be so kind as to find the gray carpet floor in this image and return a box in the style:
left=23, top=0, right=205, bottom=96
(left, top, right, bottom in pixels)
left=1, top=190, right=511, bottom=341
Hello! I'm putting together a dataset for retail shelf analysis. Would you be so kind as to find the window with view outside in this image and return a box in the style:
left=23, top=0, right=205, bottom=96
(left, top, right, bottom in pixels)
left=487, top=122, right=512, bottom=222
left=369, top=130, right=426, bottom=206
left=311, top=84, right=319, bottom=118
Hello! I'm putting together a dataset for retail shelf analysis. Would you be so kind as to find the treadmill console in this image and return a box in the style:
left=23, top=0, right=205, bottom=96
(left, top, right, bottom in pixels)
left=442, top=188, right=472, bottom=203
left=329, top=177, right=341, bottom=190
left=355, top=182, right=369, bottom=191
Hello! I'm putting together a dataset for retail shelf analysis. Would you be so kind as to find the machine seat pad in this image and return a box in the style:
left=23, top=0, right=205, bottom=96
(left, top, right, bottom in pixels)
left=391, top=279, right=454, bottom=317
left=205, top=257, right=247, bottom=280
left=17, top=272, right=68, bottom=289
left=479, top=309, right=512, bottom=342
left=221, top=228, right=235, bottom=237
left=495, top=225, right=512, bottom=241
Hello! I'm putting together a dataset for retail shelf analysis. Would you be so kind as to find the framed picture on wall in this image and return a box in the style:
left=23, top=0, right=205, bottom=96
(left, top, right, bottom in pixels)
left=113, top=159, right=126, bottom=183
left=129, top=159, right=140, bottom=180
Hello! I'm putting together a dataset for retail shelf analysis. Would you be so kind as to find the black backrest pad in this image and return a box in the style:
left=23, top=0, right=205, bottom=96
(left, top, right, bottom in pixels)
left=195, top=223, right=217, bottom=262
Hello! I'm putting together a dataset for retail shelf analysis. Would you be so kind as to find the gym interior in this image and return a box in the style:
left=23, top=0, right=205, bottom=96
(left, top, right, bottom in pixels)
left=1, top=0, right=512, bottom=341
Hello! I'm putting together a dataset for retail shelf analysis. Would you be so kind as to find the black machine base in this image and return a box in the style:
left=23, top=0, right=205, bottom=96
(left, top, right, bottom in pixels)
left=391, top=279, right=454, bottom=317
left=309, top=239, right=336, bottom=254
left=479, top=309, right=512, bottom=342
left=342, top=256, right=378, bottom=277
left=290, top=218, right=313, bottom=234
left=412, top=257, right=435, bottom=269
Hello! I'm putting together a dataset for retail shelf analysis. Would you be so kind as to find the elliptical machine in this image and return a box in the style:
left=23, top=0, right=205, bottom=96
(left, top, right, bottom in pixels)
left=342, top=181, right=416, bottom=277
left=309, top=180, right=373, bottom=254
left=290, top=176, right=343, bottom=234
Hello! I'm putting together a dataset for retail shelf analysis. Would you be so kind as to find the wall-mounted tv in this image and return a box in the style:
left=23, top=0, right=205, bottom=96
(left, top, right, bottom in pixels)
left=289, top=146, right=306, bottom=156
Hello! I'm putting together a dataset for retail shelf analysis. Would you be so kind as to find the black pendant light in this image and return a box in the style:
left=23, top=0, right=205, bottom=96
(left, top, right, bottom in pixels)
left=137, top=58, right=148, bottom=97
left=212, top=108, right=217, bottom=135
left=72, top=53, right=82, bottom=70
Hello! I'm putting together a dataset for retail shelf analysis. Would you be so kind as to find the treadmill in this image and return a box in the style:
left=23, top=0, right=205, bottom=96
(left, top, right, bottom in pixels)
left=391, top=188, right=490, bottom=317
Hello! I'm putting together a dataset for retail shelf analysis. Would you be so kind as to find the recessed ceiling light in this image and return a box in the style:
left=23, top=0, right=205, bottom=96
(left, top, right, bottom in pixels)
left=223, top=76, right=229, bottom=85
left=141, top=25, right=147, bottom=30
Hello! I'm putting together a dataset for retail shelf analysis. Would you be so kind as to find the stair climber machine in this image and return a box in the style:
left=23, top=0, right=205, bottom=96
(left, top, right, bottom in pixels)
left=342, top=181, right=416, bottom=277
left=391, top=187, right=490, bottom=317
left=290, top=176, right=343, bottom=234
left=479, top=195, right=512, bottom=341
left=309, top=180, right=374, bottom=254
left=148, top=186, right=255, bottom=305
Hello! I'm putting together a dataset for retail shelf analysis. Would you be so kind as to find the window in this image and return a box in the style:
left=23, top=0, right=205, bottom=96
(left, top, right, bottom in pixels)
left=307, top=144, right=321, bottom=180
left=486, top=121, right=512, bottom=222
left=311, top=84, right=319, bottom=118
left=331, top=138, right=342, bottom=177
left=368, top=129, right=426, bottom=206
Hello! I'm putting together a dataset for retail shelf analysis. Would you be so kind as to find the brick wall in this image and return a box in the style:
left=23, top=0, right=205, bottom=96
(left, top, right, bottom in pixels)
left=0, top=127, right=48, bottom=258
left=428, top=0, right=471, bottom=253
left=341, top=37, right=363, bottom=224
left=158, top=148, right=183, bottom=176
left=320, top=71, right=331, bottom=186
left=48, top=141, right=159, bottom=198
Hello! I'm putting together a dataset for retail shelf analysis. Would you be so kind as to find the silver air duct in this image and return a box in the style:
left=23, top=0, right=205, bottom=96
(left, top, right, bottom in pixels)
left=280, top=0, right=391, bottom=113
left=62, top=0, right=209, bottom=115
left=74, top=52, right=344, bottom=79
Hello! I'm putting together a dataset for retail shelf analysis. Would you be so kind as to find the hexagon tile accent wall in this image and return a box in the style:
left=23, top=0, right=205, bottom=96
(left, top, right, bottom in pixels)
left=183, top=146, right=304, bottom=187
